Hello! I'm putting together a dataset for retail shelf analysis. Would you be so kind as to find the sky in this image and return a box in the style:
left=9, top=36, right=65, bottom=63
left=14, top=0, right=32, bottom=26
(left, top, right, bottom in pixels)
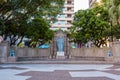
left=74, top=0, right=89, bottom=12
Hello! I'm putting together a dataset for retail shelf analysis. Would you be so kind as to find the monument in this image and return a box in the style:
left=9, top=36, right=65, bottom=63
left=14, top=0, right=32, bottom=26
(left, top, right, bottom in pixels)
left=51, top=29, right=70, bottom=59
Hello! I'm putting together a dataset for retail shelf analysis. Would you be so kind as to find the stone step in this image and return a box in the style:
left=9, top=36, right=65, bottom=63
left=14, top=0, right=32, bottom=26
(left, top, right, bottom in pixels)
left=9, top=56, right=114, bottom=64
left=71, top=56, right=105, bottom=61
left=17, top=57, right=49, bottom=61
left=17, top=56, right=104, bottom=62
left=8, top=60, right=114, bottom=64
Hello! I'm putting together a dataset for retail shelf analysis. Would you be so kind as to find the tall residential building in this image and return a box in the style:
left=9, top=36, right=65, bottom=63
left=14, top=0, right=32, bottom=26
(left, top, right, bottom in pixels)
left=51, top=0, right=74, bottom=31
left=89, top=0, right=101, bottom=8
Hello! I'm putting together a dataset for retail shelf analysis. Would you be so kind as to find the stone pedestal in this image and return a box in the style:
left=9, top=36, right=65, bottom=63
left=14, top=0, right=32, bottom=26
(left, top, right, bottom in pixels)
left=8, top=56, right=16, bottom=62
left=112, top=42, right=120, bottom=62
left=57, top=52, right=64, bottom=56
left=0, top=42, right=9, bottom=63
left=56, top=52, right=65, bottom=59
left=105, top=49, right=113, bottom=62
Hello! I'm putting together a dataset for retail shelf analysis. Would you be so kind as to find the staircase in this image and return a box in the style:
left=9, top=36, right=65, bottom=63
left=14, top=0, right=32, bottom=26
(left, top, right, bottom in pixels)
left=17, top=57, right=49, bottom=61
left=15, top=56, right=106, bottom=64
left=71, top=56, right=105, bottom=61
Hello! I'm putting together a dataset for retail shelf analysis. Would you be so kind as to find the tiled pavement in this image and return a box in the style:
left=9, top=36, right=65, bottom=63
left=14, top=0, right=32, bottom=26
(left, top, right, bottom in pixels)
left=0, top=64, right=120, bottom=80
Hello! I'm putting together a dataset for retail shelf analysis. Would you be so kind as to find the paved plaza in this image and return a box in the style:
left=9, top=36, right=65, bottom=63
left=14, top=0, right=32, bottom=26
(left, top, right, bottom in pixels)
left=0, top=64, right=120, bottom=80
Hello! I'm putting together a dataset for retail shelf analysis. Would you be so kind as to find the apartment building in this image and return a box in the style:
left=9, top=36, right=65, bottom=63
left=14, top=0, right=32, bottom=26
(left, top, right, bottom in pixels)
left=51, top=0, right=74, bottom=31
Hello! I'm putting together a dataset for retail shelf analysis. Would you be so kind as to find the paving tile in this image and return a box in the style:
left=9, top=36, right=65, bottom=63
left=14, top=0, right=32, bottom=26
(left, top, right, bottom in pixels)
left=102, top=70, right=120, bottom=75
left=18, top=70, right=114, bottom=80
left=0, top=64, right=120, bottom=80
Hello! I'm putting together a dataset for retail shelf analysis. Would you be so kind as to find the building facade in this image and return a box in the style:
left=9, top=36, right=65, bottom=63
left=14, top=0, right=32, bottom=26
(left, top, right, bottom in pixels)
left=51, top=0, right=74, bottom=31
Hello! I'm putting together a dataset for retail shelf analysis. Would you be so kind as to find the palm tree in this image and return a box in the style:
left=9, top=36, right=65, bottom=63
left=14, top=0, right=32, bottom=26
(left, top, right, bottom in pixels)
left=108, top=0, right=120, bottom=25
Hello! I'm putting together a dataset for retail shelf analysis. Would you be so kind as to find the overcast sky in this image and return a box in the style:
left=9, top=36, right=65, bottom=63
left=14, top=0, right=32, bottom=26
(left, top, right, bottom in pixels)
left=74, top=0, right=89, bottom=12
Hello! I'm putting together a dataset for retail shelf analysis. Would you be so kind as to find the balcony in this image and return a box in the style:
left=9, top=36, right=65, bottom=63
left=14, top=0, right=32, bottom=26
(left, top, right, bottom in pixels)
left=51, top=24, right=72, bottom=28
left=64, top=4, right=74, bottom=7
left=57, top=17, right=73, bottom=21
left=63, top=10, right=74, bottom=14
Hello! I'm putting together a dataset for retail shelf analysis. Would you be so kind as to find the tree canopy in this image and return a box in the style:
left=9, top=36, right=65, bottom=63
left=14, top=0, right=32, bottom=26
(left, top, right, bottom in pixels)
left=107, top=0, right=120, bottom=25
left=70, top=5, right=110, bottom=47
left=0, top=0, right=64, bottom=46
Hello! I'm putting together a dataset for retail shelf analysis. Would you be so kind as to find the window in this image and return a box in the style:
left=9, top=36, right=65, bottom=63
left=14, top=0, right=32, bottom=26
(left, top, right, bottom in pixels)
left=60, top=14, right=65, bottom=18
left=59, top=20, right=65, bottom=25
left=67, top=20, right=72, bottom=24
left=67, top=14, right=72, bottom=18
left=67, top=7, right=71, bottom=11
left=61, top=28, right=67, bottom=31
left=67, top=1, right=72, bottom=4
left=62, top=8, right=66, bottom=11
left=54, top=21, right=59, bottom=24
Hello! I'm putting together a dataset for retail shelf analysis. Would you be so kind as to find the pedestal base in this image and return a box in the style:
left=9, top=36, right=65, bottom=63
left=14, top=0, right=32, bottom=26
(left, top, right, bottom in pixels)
left=56, top=52, right=65, bottom=59
left=8, top=56, right=16, bottom=62
left=57, top=52, right=64, bottom=56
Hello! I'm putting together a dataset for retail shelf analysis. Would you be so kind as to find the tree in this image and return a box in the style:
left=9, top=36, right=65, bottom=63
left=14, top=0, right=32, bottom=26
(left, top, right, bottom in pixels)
left=0, top=0, right=64, bottom=46
left=107, top=0, right=120, bottom=39
left=107, top=0, right=120, bottom=25
left=70, top=5, right=110, bottom=47
left=26, top=18, right=53, bottom=47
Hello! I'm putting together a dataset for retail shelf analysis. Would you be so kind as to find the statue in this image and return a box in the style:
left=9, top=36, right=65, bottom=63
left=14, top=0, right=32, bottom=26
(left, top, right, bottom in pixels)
left=57, top=36, right=64, bottom=52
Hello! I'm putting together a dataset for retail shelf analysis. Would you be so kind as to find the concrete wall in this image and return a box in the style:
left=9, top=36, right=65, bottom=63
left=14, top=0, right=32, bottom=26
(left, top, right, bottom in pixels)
left=0, top=43, right=51, bottom=62
left=15, top=47, right=51, bottom=58
left=112, top=42, right=120, bottom=62
left=70, top=47, right=107, bottom=57
left=1, top=41, right=120, bottom=63
left=0, top=42, right=9, bottom=63
left=70, top=41, right=120, bottom=62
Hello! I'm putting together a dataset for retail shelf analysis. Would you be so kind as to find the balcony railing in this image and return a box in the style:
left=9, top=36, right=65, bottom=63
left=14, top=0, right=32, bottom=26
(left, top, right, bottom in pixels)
left=57, top=17, right=74, bottom=21
left=51, top=24, right=72, bottom=28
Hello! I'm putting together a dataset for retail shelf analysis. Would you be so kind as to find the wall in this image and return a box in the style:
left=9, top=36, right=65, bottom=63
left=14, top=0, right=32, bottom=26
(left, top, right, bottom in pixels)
left=0, top=42, right=9, bottom=63
left=1, top=41, right=120, bottom=63
left=112, top=42, right=120, bottom=62
left=70, top=41, right=120, bottom=62
left=15, top=47, right=51, bottom=58
left=70, top=47, right=107, bottom=57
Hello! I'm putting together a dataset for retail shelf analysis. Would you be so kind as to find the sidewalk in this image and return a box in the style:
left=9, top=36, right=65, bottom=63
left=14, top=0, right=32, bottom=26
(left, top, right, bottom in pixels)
left=0, top=64, right=120, bottom=80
